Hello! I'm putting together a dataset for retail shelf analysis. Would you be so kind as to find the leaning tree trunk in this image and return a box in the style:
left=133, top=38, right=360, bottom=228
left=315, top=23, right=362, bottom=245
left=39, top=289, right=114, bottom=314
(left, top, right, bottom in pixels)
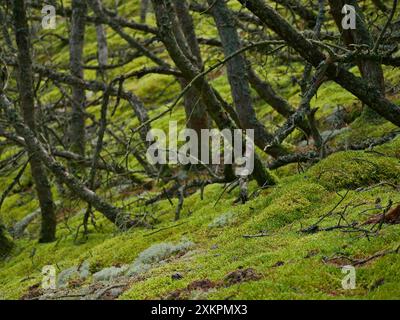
left=13, top=0, right=57, bottom=243
left=328, top=0, right=385, bottom=120
left=69, top=0, right=87, bottom=161
left=208, top=0, right=287, bottom=158
left=0, top=94, right=142, bottom=230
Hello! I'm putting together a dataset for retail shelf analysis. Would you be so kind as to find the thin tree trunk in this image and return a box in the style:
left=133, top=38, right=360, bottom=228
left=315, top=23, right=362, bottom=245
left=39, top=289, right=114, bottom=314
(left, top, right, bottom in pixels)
left=172, top=0, right=210, bottom=151
left=140, top=0, right=150, bottom=23
left=247, top=67, right=311, bottom=136
left=12, top=0, right=57, bottom=243
left=69, top=0, right=87, bottom=158
left=328, top=0, right=385, bottom=119
left=95, top=22, right=108, bottom=77
left=208, top=0, right=287, bottom=158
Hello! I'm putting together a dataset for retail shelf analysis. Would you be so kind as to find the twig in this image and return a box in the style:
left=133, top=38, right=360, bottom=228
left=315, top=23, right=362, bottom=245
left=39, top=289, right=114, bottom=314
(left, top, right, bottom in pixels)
left=243, top=231, right=268, bottom=238
left=373, top=0, right=398, bottom=53
left=144, top=221, right=188, bottom=237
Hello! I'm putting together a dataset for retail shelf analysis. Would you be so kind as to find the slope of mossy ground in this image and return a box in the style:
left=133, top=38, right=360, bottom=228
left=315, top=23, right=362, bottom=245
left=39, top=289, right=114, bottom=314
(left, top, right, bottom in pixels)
left=1, top=137, right=400, bottom=299
left=1, top=1, right=400, bottom=300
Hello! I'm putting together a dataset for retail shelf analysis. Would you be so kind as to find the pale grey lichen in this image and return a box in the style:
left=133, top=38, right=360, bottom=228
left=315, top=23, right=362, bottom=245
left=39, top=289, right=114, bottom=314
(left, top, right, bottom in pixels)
left=126, top=241, right=194, bottom=277
left=208, top=212, right=235, bottom=228
left=91, top=241, right=195, bottom=281
left=57, top=260, right=90, bottom=288
left=93, top=265, right=129, bottom=282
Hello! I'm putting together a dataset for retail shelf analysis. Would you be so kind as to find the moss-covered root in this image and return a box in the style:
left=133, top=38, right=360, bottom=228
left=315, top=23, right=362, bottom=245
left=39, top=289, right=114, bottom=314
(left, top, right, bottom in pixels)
left=0, top=225, right=13, bottom=259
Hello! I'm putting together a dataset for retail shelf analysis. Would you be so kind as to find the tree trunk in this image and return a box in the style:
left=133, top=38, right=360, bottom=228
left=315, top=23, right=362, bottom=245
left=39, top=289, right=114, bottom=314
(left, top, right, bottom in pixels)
left=13, top=0, right=57, bottom=243
left=172, top=0, right=210, bottom=151
left=151, top=0, right=276, bottom=187
left=208, top=0, right=287, bottom=158
left=95, top=22, right=108, bottom=77
left=69, top=0, right=87, bottom=159
left=247, top=67, right=311, bottom=136
left=328, top=0, right=385, bottom=119
left=140, top=0, right=150, bottom=23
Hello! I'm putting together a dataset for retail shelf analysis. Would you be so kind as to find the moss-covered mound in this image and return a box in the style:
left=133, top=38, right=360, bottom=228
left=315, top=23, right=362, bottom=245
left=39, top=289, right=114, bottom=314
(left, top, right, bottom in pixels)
left=307, top=150, right=400, bottom=190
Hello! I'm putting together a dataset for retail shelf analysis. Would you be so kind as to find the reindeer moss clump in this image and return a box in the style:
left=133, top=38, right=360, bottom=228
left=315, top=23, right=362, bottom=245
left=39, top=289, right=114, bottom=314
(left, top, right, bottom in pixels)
left=135, top=241, right=194, bottom=265
left=307, top=150, right=400, bottom=190
left=126, top=241, right=194, bottom=276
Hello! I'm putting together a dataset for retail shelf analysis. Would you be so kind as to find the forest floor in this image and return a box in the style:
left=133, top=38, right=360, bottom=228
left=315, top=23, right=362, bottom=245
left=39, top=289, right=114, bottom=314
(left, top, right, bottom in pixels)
left=1, top=92, right=400, bottom=300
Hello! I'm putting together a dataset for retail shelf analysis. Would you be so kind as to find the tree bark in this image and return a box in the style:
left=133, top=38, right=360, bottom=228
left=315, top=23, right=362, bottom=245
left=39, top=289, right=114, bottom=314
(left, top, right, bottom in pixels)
left=13, top=0, right=57, bottom=243
left=172, top=0, right=210, bottom=149
left=69, top=0, right=87, bottom=158
left=272, top=0, right=317, bottom=28
left=247, top=67, right=311, bottom=136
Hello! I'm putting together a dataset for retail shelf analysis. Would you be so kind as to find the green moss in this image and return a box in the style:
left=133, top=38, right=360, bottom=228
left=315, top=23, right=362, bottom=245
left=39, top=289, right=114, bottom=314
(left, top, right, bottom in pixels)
left=307, top=150, right=400, bottom=190
left=336, top=118, right=398, bottom=146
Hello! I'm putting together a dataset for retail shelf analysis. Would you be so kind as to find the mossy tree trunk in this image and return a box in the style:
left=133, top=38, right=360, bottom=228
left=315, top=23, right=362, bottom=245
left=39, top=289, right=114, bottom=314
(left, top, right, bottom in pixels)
left=13, top=0, right=57, bottom=243
left=207, top=0, right=287, bottom=158
left=69, top=0, right=87, bottom=165
left=172, top=0, right=210, bottom=157
left=328, top=0, right=385, bottom=120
